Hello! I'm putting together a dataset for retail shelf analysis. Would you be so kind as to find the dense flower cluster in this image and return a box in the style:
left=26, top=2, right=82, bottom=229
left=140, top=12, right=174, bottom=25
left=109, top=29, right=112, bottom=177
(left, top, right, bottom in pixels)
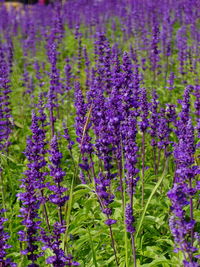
left=0, top=44, right=12, bottom=151
left=95, top=172, right=116, bottom=224
left=0, top=209, right=16, bottom=267
left=0, top=0, right=200, bottom=266
left=17, top=111, right=48, bottom=266
left=125, top=204, right=135, bottom=234
left=48, top=135, right=68, bottom=217
left=41, top=223, right=79, bottom=267
left=168, top=87, right=199, bottom=266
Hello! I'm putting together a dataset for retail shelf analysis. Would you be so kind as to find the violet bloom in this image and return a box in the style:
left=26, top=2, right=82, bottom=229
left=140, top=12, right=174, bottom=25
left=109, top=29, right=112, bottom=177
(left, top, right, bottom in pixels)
left=168, top=116, right=199, bottom=265
left=122, top=111, right=139, bottom=264
left=165, top=104, right=177, bottom=126
left=74, top=82, right=93, bottom=180
left=47, top=37, right=60, bottom=136
left=48, top=135, right=68, bottom=223
left=122, top=112, right=139, bottom=200
left=74, top=82, right=92, bottom=155
left=5, top=35, right=13, bottom=74
left=160, top=11, right=172, bottom=57
left=165, top=104, right=177, bottom=153
left=139, top=87, right=149, bottom=133
left=121, top=52, right=133, bottom=116
left=83, top=46, right=90, bottom=91
left=176, top=85, right=193, bottom=139
left=121, top=50, right=141, bottom=118
left=89, top=85, right=117, bottom=224
left=194, top=85, right=200, bottom=147
left=149, top=90, right=159, bottom=148
left=63, top=126, right=74, bottom=151
left=41, top=222, right=79, bottom=267
left=95, top=32, right=112, bottom=93
left=102, top=37, right=112, bottom=94
left=132, top=53, right=141, bottom=118
left=95, top=172, right=115, bottom=223
left=18, top=111, right=48, bottom=266
left=77, top=32, right=83, bottom=75
left=149, top=19, right=161, bottom=80
left=47, top=39, right=60, bottom=94
left=177, top=26, right=188, bottom=75
left=106, top=51, right=123, bottom=160
left=167, top=72, right=175, bottom=91
left=64, top=57, right=72, bottom=92
left=34, top=61, right=44, bottom=89
left=0, top=44, right=12, bottom=151
left=22, top=18, right=36, bottom=56
left=0, top=209, right=16, bottom=267
left=125, top=204, right=135, bottom=234
left=51, top=1, right=64, bottom=44
left=157, top=108, right=171, bottom=151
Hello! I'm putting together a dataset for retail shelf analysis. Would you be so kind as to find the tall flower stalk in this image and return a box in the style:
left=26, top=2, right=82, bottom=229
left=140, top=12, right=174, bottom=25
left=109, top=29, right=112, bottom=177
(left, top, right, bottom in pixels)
left=0, top=209, right=16, bottom=267
left=0, top=44, right=12, bottom=152
left=139, top=87, right=149, bottom=207
left=18, top=111, right=48, bottom=266
left=48, top=135, right=68, bottom=225
left=168, top=86, right=199, bottom=266
left=42, top=135, right=79, bottom=267
left=123, top=112, right=139, bottom=266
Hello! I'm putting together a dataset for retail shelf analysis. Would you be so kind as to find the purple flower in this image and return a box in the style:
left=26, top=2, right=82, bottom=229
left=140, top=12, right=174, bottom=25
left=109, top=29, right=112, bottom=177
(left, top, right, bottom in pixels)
left=105, top=219, right=117, bottom=226
left=18, top=110, right=48, bottom=266
left=41, top=222, right=79, bottom=267
left=177, top=26, right=188, bottom=75
left=167, top=72, right=175, bottom=91
left=94, top=32, right=112, bottom=93
left=139, top=87, right=149, bottom=132
left=65, top=57, right=72, bottom=92
left=149, top=19, right=161, bottom=78
left=194, top=85, right=200, bottom=147
left=149, top=90, right=159, bottom=147
left=63, top=126, right=74, bottom=151
left=48, top=135, right=68, bottom=213
left=51, top=1, right=65, bottom=43
left=125, top=204, right=135, bottom=234
left=0, top=44, right=12, bottom=152
left=122, top=113, right=139, bottom=197
left=95, top=173, right=115, bottom=211
left=46, top=35, right=61, bottom=136
left=74, top=81, right=93, bottom=183
left=0, top=209, right=16, bottom=267
left=168, top=95, right=199, bottom=265
left=157, top=108, right=171, bottom=152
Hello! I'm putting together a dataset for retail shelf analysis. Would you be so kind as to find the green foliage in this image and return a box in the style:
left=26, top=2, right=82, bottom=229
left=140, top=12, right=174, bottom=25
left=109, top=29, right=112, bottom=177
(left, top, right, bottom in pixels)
left=0, top=6, right=199, bottom=267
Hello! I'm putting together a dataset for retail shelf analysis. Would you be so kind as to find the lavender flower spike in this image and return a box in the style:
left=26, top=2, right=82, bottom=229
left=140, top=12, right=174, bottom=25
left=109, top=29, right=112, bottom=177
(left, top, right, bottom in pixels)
left=17, top=111, right=48, bottom=266
left=41, top=222, right=80, bottom=267
left=0, top=209, right=16, bottom=267
left=168, top=118, right=199, bottom=266
left=48, top=135, right=69, bottom=224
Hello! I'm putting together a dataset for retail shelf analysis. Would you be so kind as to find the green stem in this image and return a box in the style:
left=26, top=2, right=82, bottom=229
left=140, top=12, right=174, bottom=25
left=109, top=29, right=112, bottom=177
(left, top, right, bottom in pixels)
left=131, top=233, right=137, bottom=267
left=0, top=170, right=6, bottom=215
left=135, top=158, right=168, bottom=240
left=88, top=227, right=98, bottom=267
left=141, top=132, right=145, bottom=207
left=109, top=225, right=119, bottom=266
left=64, top=174, right=75, bottom=253
left=40, top=190, right=50, bottom=231
left=120, top=135, right=129, bottom=267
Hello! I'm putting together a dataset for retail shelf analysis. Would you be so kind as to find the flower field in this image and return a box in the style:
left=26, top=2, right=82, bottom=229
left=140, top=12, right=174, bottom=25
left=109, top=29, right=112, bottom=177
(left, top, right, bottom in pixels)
left=0, top=0, right=199, bottom=266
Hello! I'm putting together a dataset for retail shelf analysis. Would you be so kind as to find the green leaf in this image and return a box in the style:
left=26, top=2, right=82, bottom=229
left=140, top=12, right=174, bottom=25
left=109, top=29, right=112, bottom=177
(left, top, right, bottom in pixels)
left=141, top=257, right=170, bottom=267
left=135, top=159, right=169, bottom=240
left=88, top=227, right=98, bottom=267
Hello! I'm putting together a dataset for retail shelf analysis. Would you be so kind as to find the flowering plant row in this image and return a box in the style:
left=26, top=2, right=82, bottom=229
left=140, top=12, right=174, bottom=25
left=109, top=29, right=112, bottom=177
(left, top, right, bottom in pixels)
left=0, top=0, right=199, bottom=266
